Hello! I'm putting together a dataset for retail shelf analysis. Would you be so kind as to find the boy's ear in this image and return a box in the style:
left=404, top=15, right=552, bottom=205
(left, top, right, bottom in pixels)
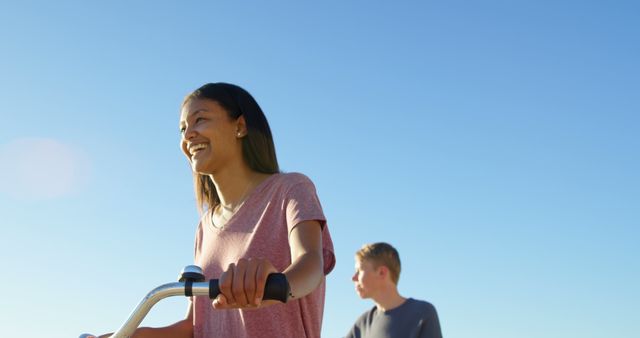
left=377, top=265, right=389, bottom=279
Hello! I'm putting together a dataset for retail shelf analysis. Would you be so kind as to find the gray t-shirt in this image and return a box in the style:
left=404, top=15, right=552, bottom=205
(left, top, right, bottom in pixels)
left=344, top=298, right=442, bottom=338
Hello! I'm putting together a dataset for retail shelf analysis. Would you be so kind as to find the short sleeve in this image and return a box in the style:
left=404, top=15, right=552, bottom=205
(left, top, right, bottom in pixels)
left=285, top=176, right=326, bottom=232
left=284, top=174, right=335, bottom=275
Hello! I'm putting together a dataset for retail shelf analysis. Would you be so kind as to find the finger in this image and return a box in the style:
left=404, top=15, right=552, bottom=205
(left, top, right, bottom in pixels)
left=244, top=258, right=260, bottom=306
left=219, top=263, right=236, bottom=305
left=212, top=293, right=228, bottom=309
left=232, top=258, right=249, bottom=306
left=254, top=259, right=271, bottom=306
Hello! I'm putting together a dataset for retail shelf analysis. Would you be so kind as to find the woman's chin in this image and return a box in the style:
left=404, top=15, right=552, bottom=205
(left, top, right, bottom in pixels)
left=191, top=162, right=214, bottom=175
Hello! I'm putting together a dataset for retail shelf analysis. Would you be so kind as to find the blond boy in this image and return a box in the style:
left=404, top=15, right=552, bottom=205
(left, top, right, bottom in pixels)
left=345, top=242, right=442, bottom=338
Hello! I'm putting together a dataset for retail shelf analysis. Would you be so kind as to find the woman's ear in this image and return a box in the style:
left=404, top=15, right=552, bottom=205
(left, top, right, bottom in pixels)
left=235, top=115, right=248, bottom=138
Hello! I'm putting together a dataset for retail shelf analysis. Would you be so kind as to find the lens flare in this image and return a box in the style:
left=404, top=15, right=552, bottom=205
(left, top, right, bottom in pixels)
left=0, top=137, right=90, bottom=200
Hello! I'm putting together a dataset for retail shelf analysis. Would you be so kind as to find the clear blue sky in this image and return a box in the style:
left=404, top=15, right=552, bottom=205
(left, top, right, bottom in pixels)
left=1, top=1, right=638, bottom=337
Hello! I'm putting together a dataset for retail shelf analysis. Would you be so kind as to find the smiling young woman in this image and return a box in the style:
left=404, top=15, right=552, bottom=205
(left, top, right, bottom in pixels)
left=91, top=83, right=335, bottom=338
left=179, top=83, right=335, bottom=338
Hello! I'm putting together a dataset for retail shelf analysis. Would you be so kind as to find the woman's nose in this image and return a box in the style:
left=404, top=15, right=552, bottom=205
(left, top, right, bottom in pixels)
left=351, top=273, right=357, bottom=282
left=183, top=125, right=197, bottom=140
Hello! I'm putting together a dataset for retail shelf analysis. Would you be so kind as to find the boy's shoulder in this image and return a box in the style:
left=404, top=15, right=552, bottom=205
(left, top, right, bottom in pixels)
left=407, top=298, right=436, bottom=309
left=353, top=305, right=378, bottom=326
left=404, top=298, right=438, bottom=318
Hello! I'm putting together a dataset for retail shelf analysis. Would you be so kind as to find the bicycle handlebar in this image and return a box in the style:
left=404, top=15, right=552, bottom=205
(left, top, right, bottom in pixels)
left=208, top=273, right=289, bottom=302
left=80, top=266, right=289, bottom=338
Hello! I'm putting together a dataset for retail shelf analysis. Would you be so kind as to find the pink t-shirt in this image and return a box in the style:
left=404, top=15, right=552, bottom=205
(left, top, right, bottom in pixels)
left=193, top=173, right=336, bottom=338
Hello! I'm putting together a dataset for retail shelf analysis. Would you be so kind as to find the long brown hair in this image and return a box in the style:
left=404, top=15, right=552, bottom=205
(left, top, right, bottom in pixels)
left=182, top=83, right=280, bottom=213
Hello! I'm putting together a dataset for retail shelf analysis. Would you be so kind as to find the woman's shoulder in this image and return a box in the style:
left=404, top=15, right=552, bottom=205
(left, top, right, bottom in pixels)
left=276, top=172, right=314, bottom=184
left=251, top=172, right=319, bottom=199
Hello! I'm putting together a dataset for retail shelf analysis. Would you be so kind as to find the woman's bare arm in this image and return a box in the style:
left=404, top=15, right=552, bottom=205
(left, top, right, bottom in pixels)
left=282, top=220, right=324, bottom=299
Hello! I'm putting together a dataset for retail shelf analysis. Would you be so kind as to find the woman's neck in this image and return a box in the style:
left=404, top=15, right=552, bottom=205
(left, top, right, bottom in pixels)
left=209, top=164, right=269, bottom=207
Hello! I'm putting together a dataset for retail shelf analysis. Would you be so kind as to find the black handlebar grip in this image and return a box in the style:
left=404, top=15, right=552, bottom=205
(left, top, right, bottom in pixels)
left=208, top=273, right=290, bottom=303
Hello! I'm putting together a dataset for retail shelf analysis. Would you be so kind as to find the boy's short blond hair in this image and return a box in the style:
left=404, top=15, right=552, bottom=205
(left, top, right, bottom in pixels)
left=356, top=242, right=401, bottom=284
